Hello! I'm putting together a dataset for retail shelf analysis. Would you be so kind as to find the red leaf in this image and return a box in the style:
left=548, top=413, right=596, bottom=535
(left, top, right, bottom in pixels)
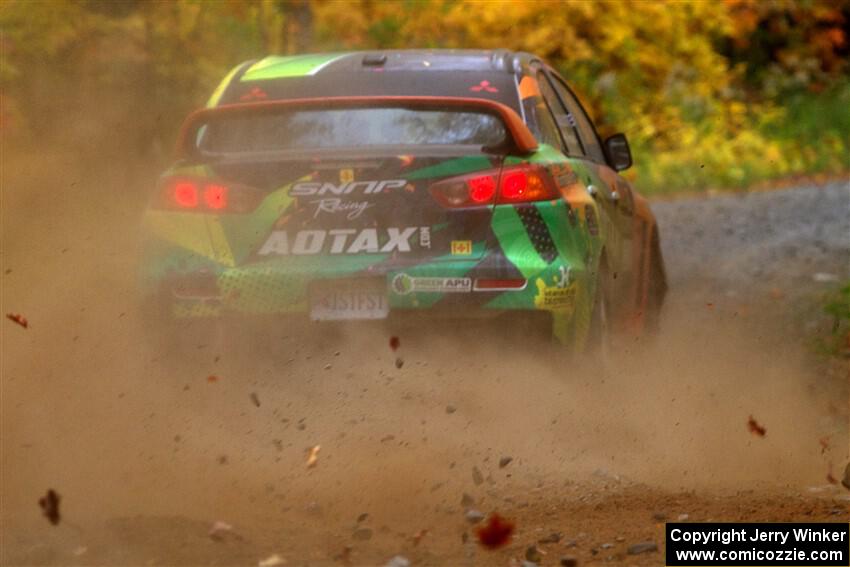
left=39, top=489, right=60, bottom=525
left=747, top=415, right=766, bottom=437
left=6, top=313, right=28, bottom=329
left=476, top=513, right=514, bottom=549
left=207, top=375, right=219, bottom=383
left=389, top=336, right=400, bottom=351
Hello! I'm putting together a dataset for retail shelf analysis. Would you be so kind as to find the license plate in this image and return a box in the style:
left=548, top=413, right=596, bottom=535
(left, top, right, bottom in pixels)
left=310, top=282, right=388, bottom=321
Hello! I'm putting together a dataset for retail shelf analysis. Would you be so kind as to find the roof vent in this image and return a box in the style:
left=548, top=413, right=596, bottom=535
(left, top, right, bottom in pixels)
left=489, top=49, right=512, bottom=72
left=362, top=53, right=387, bottom=67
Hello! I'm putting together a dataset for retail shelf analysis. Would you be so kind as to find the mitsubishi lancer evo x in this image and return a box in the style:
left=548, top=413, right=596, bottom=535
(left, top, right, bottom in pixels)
left=140, top=50, right=667, bottom=353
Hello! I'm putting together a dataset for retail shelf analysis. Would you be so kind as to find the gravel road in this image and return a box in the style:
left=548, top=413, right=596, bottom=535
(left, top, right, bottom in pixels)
left=655, top=181, right=849, bottom=300
left=2, top=154, right=848, bottom=566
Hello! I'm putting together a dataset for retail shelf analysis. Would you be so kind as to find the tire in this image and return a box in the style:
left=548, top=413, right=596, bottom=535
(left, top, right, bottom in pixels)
left=585, top=258, right=613, bottom=365
left=643, top=229, right=667, bottom=335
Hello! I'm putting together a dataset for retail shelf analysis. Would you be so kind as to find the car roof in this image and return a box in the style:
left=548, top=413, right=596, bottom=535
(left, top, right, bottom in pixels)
left=241, top=50, right=528, bottom=78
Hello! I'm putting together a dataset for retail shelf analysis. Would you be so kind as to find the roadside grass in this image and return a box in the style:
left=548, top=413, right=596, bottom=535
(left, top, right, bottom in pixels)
left=815, top=282, right=850, bottom=359
left=633, top=82, right=850, bottom=196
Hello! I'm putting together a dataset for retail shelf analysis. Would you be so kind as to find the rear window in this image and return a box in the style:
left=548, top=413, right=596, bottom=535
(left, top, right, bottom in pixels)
left=199, top=107, right=507, bottom=154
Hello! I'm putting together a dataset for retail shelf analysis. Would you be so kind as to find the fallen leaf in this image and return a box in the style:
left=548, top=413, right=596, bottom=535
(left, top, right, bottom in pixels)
left=306, top=445, right=320, bottom=468
left=250, top=392, right=260, bottom=407
left=6, top=313, right=28, bottom=329
left=39, top=489, right=60, bottom=525
left=747, top=415, right=766, bottom=437
left=820, top=436, right=830, bottom=454
left=412, top=529, right=429, bottom=546
left=475, top=513, right=514, bottom=549
left=207, top=375, right=219, bottom=383
left=395, top=357, right=404, bottom=369
left=389, top=336, right=400, bottom=351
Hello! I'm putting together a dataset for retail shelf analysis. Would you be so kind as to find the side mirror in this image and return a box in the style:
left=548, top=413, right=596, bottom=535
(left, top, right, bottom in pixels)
left=604, top=133, right=632, bottom=171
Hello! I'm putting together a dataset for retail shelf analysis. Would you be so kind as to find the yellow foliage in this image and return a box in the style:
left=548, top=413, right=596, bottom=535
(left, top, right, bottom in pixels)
left=2, top=0, right=847, bottom=190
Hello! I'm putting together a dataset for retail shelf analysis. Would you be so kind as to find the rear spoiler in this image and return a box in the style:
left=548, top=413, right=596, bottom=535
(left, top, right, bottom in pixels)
left=175, top=96, right=539, bottom=159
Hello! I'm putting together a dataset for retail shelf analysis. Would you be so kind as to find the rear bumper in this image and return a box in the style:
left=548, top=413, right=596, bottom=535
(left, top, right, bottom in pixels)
left=143, top=259, right=588, bottom=320
left=141, top=300, right=558, bottom=352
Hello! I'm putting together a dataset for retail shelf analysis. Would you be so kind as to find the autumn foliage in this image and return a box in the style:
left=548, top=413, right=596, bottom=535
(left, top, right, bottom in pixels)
left=1, top=0, right=848, bottom=193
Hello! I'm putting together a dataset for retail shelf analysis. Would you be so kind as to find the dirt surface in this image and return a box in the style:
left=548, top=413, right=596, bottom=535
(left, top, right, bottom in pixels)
left=1, top=152, right=848, bottom=566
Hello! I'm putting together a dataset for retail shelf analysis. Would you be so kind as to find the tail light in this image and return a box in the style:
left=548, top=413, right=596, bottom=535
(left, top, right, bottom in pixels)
left=154, top=176, right=262, bottom=213
left=429, top=164, right=560, bottom=208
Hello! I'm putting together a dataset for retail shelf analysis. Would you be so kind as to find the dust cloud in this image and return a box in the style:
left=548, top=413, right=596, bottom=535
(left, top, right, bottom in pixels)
left=2, top=144, right=846, bottom=565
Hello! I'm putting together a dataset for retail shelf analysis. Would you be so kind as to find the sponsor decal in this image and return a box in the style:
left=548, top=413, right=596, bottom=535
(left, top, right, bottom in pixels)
left=258, top=227, right=425, bottom=256
left=534, top=267, right=576, bottom=309
left=392, top=273, right=472, bottom=295
left=556, top=265, right=572, bottom=288
left=310, top=198, right=374, bottom=220
left=451, top=240, right=473, bottom=256
left=534, top=278, right=578, bottom=310
left=290, top=179, right=406, bottom=196
left=419, top=226, right=431, bottom=249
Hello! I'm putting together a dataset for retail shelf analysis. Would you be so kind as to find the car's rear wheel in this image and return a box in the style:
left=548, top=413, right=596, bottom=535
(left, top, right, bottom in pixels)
left=643, top=229, right=667, bottom=335
left=584, top=258, right=613, bottom=365
left=586, top=282, right=611, bottom=357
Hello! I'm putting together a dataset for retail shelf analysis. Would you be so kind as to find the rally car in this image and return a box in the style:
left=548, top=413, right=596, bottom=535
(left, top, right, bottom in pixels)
left=140, top=50, right=667, bottom=352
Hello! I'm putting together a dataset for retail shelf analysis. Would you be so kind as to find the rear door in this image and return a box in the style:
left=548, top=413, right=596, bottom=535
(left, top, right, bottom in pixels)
left=538, top=70, right=635, bottom=309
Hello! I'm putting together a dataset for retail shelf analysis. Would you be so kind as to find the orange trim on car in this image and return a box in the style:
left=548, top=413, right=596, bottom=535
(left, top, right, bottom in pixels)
left=517, top=76, right=541, bottom=100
